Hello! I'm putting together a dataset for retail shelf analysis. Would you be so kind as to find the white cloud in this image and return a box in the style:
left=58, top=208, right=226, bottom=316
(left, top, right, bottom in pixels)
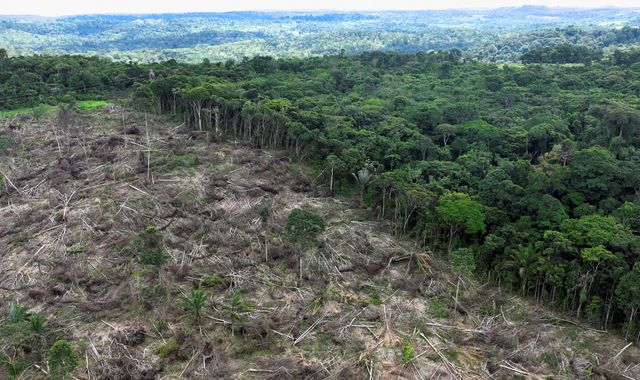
left=0, top=0, right=638, bottom=16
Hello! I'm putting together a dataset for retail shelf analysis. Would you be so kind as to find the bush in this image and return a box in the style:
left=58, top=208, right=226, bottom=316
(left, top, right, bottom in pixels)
left=449, top=247, right=476, bottom=275
left=0, top=321, right=33, bottom=346
left=0, top=304, right=46, bottom=348
left=8, top=304, right=27, bottom=323
left=285, top=208, right=326, bottom=279
left=133, top=226, right=169, bottom=266
left=401, top=338, right=414, bottom=364
left=285, top=209, right=326, bottom=250
left=200, top=274, right=224, bottom=288
left=48, top=340, right=79, bottom=380
left=29, top=313, right=46, bottom=335
left=154, top=338, right=179, bottom=358
left=0, top=353, right=27, bottom=379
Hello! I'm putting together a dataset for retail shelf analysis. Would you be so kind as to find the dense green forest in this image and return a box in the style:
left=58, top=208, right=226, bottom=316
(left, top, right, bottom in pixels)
left=1, top=7, right=639, bottom=62
left=1, top=49, right=639, bottom=339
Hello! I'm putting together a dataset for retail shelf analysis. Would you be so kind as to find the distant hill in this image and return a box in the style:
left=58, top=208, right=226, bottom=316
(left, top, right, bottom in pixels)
left=0, top=7, right=639, bottom=62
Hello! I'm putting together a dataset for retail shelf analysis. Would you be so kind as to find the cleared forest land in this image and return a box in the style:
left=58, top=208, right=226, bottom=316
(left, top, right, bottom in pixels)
left=0, top=105, right=638, bottom=379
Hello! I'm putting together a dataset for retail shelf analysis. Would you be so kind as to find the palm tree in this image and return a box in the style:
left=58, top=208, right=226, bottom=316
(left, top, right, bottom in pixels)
left=182, top=289, right=206, bottom=323
left=352, top=168, right=372, bottom=207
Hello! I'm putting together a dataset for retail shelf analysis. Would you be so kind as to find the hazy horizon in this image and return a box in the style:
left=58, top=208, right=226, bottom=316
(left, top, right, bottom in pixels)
left=1, top=0, right=639, bottom=17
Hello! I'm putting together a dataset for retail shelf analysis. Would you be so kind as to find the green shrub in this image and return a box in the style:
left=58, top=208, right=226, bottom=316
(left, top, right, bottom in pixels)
left=586, top=296, right=603, bottom=323
left=8, top=304, right=27, bottom=323
left=1, top=304, right=40, bottom=346
left=258, top=205, right=269, bottom=226
left=429, top=298, right=451, bottom=318
left=31, top=104, right=53, bottom=119
left=133, top=226, right=169, bottom=266
left=61, top=94, right=76, bottom=103
left=29, top=313, right=46, bottom=335
left=0, top=321, right=33, bottom=346
left=230, top=292, right=252, bottom=313
left=140, top=283, right=167, bottom=298
left=0, top=353, right=27, bottom=379
left=48, top=340, right=79, bottom=380
left=285, top=208, right=326, bottom=279
left=445, top=347, right=460, bottom=362
left=285, top=209, right=326, bottom=250
left=401, top=338, right=414, bottom=364
left=200, top=274, right=223, bottom=288
left=449, top=247, right=476, bottom=275
left=154, top=338, right=179, bottom=358
left=369, top=293, right=383, bottom=305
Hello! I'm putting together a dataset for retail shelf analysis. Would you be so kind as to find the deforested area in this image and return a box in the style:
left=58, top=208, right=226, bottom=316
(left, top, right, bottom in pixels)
left=0, top=99, right=638, bottom=379
left=1, top=4, right=640, bottom=379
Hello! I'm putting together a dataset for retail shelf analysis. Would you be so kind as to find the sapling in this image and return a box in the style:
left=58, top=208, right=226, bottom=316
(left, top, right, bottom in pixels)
left=182, top=288, right=206, bottom=323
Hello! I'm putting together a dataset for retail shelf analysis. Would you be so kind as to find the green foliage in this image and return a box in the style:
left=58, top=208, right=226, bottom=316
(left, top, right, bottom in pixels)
left=615, top=202, right=640, bottom=233
left=568, top=147, right=618, bottom=202
left=181, top=289, right=207, bottom=322
left=0, top=136, right=10, bottom=151
left=586, top=296, right=604, bottom=323
left=30, top=103, right=54, bottom=119
left=444, top=347, right=460, bottom=362
left=0, top=322, right=34, bottom=347
left=401, top=338, right=414, bottom=364
left=0, top=104, right=55, bottom=119
left=29, top=313, right=46, bottom=335
left=258, top=205, right=270, bottom=227
left=153, top=338, right=180, bottom=358
left=615, top=262, right=640, bottom=338
left=66, top=245, right=86, bottom=254
left=561, top=215, right=625, bottom=248
left=48, top=340, right=79, bottom=380
left=429, top=299, right=451, bottom=318
left=369, top=292, right=383, bottom=306
left=131, top=83, right=155, bottom=112
left=164, top=153, right=200, bottom=171
left=0, top=304, right=46, bottom=349
left=449, top=248, right=476, bottom=275
left=1, top=12, right=638, bottom=64
left=0, top=45, right=639, bottom=329
left=580, top=246, right=615, bottom=263
left=75, top=100, right=108, bottom=110
left=8, top=304, right=27, bottom=324
left=521, top=44, right=603, bottom=64
left=230, top=292, right=252, bottom=313
left=437, top=192, right=485, bottom=238
left=285, top=209, right=326, bottom=250
left=0, top=353, right=27, bottom=379
left=222, top=292, right=253, bottom=336
left=133, top=226, right=169, bottom=266
left=200, top=274, right=224, bottom=288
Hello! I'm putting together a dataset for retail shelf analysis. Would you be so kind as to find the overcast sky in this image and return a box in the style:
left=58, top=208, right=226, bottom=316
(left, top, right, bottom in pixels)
left=1, top=0, right=638, bottom=17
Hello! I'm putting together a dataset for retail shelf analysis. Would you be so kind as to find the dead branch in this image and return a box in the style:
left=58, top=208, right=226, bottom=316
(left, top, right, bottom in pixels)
left=0, top=170, right=21, bottom=195
left=295, top=313, right=326, bottom=345
left=420, top=332, right=463, bottom=380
